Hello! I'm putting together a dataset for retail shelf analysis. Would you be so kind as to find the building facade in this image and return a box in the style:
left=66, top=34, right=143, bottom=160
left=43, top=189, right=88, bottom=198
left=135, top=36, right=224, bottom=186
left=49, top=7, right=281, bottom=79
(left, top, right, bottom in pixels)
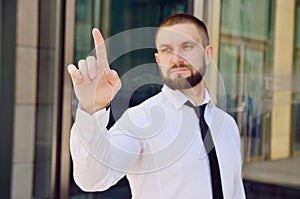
left=0, top=0, right=299, bottom=198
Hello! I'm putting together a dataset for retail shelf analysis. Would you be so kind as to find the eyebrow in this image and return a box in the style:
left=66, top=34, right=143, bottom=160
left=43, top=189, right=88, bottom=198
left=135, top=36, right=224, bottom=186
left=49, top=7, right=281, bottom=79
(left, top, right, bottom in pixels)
left=158, top=40, right=198, bottom=48
left=158, top=44, right=171, bottom=49
left=182, top=41, right=196, bottom=44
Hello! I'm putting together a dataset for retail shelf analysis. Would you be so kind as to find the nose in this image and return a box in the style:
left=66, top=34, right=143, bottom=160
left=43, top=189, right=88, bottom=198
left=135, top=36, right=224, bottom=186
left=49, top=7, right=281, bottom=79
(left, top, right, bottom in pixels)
left=171, top=50, right=184, bottom=66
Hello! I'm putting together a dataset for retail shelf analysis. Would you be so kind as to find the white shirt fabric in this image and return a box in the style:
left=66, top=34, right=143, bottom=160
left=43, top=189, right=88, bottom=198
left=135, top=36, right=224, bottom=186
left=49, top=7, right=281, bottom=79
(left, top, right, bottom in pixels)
left=70, top=85, right=246, bottom=199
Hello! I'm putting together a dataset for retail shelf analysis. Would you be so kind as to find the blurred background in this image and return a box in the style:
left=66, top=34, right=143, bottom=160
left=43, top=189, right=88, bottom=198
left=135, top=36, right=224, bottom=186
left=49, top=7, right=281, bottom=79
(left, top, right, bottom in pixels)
left=0, top=0, right=299, bottom=198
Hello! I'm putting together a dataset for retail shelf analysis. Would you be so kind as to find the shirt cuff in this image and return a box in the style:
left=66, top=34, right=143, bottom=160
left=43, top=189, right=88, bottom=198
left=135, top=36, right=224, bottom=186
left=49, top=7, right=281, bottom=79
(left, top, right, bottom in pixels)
left=75, top=107, right=110, bottom=140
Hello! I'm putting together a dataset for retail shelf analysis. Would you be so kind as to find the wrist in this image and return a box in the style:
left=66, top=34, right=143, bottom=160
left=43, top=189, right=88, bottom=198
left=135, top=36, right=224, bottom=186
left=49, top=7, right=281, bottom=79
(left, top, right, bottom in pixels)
left=79, top=102, right=110, bottom=115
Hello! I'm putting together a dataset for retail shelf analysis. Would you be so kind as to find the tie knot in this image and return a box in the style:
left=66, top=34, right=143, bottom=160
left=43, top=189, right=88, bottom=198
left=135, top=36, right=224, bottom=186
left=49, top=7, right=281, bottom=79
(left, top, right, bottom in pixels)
left=185, top=101, right=207, bottom=119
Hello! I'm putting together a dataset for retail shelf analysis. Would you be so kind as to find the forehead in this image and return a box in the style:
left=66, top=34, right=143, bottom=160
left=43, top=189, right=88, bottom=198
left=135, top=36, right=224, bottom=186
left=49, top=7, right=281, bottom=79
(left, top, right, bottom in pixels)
left=155, top=23, right=203, bottom=47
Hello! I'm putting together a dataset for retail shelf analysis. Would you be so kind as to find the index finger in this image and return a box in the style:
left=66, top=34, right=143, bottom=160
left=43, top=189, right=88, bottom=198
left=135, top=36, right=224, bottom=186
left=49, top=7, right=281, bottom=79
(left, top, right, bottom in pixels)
left=92, top=28, right=109, bottom=68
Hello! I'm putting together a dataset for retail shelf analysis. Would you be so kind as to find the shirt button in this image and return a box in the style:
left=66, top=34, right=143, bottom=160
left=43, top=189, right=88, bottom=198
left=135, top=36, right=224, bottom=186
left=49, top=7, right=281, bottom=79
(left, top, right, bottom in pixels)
left=208, top=102, right=212, bottom=108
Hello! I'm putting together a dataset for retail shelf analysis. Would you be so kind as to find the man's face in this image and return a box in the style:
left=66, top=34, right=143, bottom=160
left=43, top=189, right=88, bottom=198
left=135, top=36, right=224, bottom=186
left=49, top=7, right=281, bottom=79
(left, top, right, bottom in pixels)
left=155, top=23, right=210, bottom=90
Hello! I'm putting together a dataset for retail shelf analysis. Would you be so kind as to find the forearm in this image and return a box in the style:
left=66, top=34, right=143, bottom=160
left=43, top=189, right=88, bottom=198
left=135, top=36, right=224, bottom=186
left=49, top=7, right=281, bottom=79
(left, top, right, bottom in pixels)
left=70, top=107, right=140, bottom=191
left=71, top=131, right=112, bottom=191
left=70, top=108, right=117, bottom=191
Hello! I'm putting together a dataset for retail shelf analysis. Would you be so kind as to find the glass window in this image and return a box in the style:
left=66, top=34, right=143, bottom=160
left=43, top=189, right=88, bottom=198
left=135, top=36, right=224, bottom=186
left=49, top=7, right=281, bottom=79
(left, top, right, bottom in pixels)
left=292, top=1, right=300, bottom=154
left=221, top=0, right=271, bottom=40
left=71, top=1, right=190, bottom=198
left=33, top=0, right=57, bottom=198
left=219, top=44, right=239, bottom=118
left=219, top=0, right=273, bottom=161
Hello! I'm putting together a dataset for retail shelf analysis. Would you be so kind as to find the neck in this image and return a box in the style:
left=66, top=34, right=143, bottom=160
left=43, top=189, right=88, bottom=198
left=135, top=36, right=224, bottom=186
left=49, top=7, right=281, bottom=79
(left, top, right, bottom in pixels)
left=181, top=80, right=206, bottom=106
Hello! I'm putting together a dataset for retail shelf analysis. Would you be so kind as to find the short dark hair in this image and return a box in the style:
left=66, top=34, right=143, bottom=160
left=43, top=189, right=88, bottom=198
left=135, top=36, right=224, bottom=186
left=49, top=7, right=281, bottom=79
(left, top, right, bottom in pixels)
left=156, top=13, right=209, bottom=47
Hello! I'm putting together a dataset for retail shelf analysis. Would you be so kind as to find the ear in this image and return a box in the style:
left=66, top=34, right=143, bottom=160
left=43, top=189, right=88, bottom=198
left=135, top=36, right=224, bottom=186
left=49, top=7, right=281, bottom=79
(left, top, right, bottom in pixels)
left=205, top=45, right=213, bottom=58
left=204, top=45, right=213, bottom=65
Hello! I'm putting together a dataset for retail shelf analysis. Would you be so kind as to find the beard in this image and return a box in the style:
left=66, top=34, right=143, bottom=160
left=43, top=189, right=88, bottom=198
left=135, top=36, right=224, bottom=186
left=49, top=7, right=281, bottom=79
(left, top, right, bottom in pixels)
left=161, top=64, right=206, bottom=90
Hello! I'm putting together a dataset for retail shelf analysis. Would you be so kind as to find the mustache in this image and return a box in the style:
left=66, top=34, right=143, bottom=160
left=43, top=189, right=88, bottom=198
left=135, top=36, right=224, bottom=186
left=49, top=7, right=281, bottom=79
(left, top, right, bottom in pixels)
left=171, top=64, right=193, bottom=70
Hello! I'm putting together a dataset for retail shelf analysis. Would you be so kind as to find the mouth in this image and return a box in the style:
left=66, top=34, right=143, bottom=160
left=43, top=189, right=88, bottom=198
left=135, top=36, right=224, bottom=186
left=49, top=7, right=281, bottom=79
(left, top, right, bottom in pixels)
left=170, top=67, right=192, bottom=77
left=171, top=67, right=190, bottom=73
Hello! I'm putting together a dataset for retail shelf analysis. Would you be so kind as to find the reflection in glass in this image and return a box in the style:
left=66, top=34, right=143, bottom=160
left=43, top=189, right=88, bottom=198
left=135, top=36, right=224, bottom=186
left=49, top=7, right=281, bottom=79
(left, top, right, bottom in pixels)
left=71, top=0, right=190, bottom=198
left=33, top=0, right=56, bottom=198
left=219, top=0, right=273, bottom=162
left=293, top=3, right=300, bottom=153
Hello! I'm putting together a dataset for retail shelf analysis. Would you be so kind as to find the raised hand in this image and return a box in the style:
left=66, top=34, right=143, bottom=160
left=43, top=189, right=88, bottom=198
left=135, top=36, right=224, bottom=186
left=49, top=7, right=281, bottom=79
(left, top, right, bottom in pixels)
left=67, top=28, right=121, bottom=114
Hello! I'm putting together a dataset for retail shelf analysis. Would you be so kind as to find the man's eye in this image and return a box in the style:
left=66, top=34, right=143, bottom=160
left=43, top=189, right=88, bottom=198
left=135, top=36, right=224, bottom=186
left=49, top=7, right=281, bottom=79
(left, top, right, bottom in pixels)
left=161, top=48, right=171, bottom=53
left=183, top=45, right=193, bottom=50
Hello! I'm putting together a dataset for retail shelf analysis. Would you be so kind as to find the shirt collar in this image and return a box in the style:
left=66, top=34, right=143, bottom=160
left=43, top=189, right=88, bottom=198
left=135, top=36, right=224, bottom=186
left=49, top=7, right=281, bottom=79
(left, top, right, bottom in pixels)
left=161, top=84, right=212, bottom=109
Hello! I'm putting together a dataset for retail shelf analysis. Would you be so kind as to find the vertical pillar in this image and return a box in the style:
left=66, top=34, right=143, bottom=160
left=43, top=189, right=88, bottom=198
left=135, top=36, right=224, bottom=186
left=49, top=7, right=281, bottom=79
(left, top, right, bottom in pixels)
left=193, top=0, right=205, bottom=20
left=193, top=0, right=221, bottom=105
left=270, top=0, right=295, bottom=160
left=12, top=0, right=38, bottom=198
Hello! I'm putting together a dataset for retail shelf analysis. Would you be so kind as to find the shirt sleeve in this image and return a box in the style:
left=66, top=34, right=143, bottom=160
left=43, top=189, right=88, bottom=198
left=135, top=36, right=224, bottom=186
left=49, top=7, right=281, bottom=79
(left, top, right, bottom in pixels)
left=70, top=107, right=141, bottom=191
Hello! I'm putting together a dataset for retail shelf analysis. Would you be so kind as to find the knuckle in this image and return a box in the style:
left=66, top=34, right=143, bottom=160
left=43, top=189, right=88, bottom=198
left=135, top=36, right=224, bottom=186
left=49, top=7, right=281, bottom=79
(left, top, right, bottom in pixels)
left=111, top=70, right=119, bottom=78
left=86, top=56, right=96, bottom=62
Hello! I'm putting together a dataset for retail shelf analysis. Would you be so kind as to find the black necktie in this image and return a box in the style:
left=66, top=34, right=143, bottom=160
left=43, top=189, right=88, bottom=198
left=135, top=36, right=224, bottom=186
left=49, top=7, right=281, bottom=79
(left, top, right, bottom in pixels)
left=186, top=102, right=224, bottom=199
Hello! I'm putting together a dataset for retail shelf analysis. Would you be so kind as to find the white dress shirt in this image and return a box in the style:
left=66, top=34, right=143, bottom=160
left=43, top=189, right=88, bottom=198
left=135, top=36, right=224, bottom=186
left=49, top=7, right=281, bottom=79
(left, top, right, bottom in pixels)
left=70, top=85, right=246, bottom=199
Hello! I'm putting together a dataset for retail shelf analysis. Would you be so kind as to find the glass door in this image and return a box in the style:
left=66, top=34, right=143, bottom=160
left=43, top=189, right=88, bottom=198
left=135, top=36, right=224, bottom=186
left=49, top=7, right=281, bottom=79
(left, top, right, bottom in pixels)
left=219, top=0, right=273, bottom=162
left=219, top=37, right=269, bottom=162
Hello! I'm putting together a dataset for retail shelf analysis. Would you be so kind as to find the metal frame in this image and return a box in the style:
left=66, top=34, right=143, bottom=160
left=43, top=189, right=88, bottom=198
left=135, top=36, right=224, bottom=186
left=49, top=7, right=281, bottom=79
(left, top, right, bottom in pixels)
left=59, top=0, right=75, bottom=198
left=49, top=0, right=75, bottom=198
left=50, top=0, right=65, bottom=198
left=0, top=0, right=17, bottom=198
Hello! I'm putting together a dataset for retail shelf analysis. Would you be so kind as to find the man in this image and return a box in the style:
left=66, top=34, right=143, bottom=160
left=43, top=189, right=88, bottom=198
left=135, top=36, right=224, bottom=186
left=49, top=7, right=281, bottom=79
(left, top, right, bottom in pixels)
left=67, top=13, right=246, bottom=199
